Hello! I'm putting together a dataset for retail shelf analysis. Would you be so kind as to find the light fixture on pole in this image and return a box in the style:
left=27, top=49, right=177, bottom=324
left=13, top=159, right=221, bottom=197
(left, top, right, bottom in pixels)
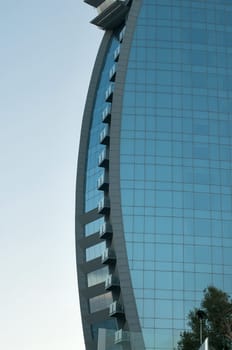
left=196, top=309, right=207, bottom=345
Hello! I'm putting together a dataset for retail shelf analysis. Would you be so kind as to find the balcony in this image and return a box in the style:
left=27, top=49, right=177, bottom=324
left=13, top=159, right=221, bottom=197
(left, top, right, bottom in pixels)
left=99, top=222, right=113, bottom=239
left=101, top=248, right=116, bottom=264
left=105, top=274, right=119, bottom=290
left=99, top=125, right=110, bottom=145
left=97, top=172, right=109, bottom=191
left=105, top=84, right=114, bottom=102
left=114, top=329, right=130, bottom=344
left=102, top=104, right=111, bottom=123
left=114, top=45, right=120, bottom=62
left=109, top=64, right=117, bottom=82
left=119, top=26, right=126, bottom=42
left=98, top=148, right=109, bottom=168
left=98, top=197, right=110, bottom=214
left=109, top=301, right=124, bottom=317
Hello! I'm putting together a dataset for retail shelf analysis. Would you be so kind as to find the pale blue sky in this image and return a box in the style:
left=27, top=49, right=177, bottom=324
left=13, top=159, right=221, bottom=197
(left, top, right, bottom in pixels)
left=0, top=1, right=102, bottom=349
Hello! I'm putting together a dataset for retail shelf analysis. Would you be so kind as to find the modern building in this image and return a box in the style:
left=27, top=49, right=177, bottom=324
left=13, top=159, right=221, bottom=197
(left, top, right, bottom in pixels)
left=75, top=1, right=232, bottom=349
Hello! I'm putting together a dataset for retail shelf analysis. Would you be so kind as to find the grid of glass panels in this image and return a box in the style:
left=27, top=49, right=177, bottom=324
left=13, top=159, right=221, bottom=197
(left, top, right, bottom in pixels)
left=120, top=1, right=232, bottom=349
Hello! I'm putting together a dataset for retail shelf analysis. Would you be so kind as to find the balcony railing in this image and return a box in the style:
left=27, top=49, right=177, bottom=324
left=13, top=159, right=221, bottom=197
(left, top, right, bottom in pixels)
left=99, top=222, right=113, bottom=239
left=114, top=329, right=130, bottom=344
left=101, top=248, right=116, bottom=264
left=109, top=301, right=124, bottom=316
left=99, top=125, right=110, bottom=145
left=114, top=45, right=120, bottom=62
left=109, top=64, right=117, bottom=82
left=97, top=172, right=109, bottom=191
left=105, top=274, right=119, bottom=290
left=98, top=148, right=109, bottom=168
left=105, top=84, right=114, bottom=102
left=102, top=104, right=111, bottom=123
left=119, top=25, right=126, bottom=42
left=98, top=197, right=110, bottom=214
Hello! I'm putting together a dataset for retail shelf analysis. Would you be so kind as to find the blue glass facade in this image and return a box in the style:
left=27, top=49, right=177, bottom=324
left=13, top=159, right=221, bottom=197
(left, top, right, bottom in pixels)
left=120, top=1, right=232, bottom=348
left=76, top=1, right=232, bottom=350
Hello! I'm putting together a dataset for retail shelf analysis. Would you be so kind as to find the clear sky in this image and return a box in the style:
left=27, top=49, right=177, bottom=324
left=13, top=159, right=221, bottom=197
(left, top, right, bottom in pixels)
left=0, top=1, right=102, bottom=349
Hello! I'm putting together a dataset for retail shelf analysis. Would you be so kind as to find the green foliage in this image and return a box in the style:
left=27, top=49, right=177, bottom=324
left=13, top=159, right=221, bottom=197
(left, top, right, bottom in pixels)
left=177, top=286, right=232, bottom=350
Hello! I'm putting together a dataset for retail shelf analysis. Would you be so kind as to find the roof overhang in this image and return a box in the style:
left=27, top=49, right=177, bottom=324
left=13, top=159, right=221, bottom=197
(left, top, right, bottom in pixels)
left=84, top=0, right=105, bottom=7
left=85, top=0, right=130, bottom=30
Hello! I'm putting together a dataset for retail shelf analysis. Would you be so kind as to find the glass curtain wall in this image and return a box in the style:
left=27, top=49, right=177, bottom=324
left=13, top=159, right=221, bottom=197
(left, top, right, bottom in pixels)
left=120, top=1, right=232, bottom=349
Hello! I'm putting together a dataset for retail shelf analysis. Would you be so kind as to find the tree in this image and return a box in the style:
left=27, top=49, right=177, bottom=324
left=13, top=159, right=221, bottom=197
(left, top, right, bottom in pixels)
left=177, top=286, right=232, bottom=350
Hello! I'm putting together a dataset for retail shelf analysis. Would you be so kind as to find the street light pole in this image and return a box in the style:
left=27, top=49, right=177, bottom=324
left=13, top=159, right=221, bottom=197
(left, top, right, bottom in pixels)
left=196, top=309, right=206, bottom=345
left=200, top=318, right=203, bottom=345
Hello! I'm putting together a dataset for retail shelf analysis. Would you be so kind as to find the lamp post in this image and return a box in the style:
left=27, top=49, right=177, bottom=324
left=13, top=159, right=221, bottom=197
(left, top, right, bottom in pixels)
left=196, top=309, right=206, bottom=345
